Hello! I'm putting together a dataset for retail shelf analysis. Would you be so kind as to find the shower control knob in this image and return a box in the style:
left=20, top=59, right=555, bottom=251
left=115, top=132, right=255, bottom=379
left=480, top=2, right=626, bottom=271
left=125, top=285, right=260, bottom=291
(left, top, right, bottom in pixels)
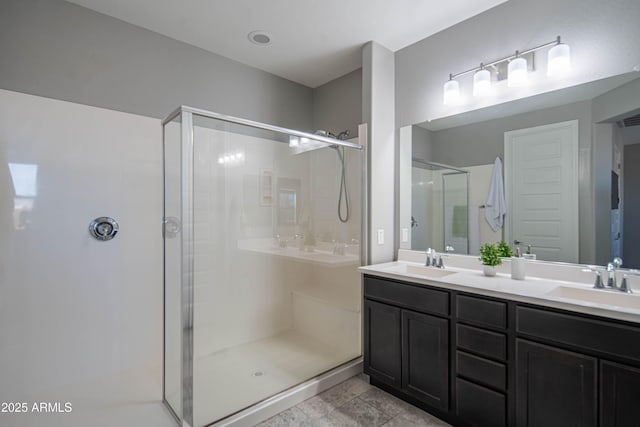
left=89, top=217, right=119, bottom=241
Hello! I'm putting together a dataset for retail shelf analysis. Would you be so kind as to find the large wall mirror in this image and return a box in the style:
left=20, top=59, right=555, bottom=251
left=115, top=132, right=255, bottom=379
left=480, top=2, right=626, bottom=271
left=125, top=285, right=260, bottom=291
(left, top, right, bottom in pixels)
left=399, top=72, right=640, bottom=268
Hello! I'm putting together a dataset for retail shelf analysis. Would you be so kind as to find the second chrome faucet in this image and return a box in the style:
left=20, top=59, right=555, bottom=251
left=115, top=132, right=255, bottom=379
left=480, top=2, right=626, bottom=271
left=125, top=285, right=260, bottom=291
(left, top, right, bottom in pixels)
left=425, top=248, right=444, bottom=268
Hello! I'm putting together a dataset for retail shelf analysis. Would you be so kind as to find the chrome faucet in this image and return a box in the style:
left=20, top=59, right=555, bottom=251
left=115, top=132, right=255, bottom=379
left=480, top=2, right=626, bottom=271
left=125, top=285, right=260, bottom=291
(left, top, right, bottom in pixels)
left=606, top=257, right=623, bottom=289
left=583, top=268, right=604, bottom=289
left=619, top=269, right=640, bottom=293
left=620, top=274, right=632, bottom=293
left=606, top=263, right=616, bottom=288
left=425, top=248, right=443, bottom=268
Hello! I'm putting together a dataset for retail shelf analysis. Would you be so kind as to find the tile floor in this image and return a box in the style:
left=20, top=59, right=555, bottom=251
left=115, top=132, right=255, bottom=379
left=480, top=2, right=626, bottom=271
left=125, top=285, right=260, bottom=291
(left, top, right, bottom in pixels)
left=256, top=374, right=452, bottom=427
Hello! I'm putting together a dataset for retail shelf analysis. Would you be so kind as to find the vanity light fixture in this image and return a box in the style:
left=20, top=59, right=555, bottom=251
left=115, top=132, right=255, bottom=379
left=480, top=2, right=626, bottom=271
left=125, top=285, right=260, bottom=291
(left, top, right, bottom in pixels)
left=443, top=76, right=461, bottom=105
left=507, top=53, right=529, bottom=87
left=547, top=36, right=571, bottom=77
left=473, top=66, right=492, bottom=97
left=443, top=36, right=571, bottom=105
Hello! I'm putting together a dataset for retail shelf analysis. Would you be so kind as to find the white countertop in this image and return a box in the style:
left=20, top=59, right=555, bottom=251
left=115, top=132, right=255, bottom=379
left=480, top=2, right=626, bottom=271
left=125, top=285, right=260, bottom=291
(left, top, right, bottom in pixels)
left=359, top=258, right=640, bottom=324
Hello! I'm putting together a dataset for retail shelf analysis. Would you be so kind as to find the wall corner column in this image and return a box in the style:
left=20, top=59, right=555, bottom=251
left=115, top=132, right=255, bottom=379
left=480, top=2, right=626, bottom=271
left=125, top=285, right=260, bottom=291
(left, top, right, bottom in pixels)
left=362, top=41, right=396, bottom=264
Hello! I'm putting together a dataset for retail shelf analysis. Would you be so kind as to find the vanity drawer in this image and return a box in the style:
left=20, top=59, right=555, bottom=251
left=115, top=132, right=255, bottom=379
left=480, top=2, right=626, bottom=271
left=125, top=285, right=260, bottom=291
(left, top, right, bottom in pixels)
left=456, top=378, right=506, bottom=427
left=456, top=294, right=507, bottom=330
left=364, top=276, right=449, bottom=316
left=456, top=350, right=507, bottom=392
left=516, top=306, right=640, bottom=363
left=457, top=324, right=507, bottom=361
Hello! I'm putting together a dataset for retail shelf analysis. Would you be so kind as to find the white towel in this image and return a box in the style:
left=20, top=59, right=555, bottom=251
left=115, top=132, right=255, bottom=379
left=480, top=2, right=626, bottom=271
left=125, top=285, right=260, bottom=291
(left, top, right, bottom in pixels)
left=485, top=157, right=506, bottom=232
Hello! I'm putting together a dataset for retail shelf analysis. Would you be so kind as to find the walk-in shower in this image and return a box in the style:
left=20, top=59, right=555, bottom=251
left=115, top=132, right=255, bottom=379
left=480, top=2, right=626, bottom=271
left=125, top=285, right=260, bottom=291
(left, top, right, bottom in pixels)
left=162, top=107, right=365, bottom=426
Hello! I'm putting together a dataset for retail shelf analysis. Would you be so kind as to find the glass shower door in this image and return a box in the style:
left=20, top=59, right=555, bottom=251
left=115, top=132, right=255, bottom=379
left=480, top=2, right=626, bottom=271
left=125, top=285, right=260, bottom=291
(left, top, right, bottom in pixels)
left=163, top=107, right=364, bottom=427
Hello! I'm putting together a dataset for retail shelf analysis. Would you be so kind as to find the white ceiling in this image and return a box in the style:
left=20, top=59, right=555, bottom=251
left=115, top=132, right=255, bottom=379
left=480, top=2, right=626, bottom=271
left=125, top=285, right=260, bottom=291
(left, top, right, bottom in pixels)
left=66, top=0, right=507, bottom=88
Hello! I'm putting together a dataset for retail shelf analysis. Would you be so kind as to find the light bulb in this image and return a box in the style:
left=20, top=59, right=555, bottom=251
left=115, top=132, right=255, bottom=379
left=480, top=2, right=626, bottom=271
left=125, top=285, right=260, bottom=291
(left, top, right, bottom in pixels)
left=443, top=79, right=460, bottom=105
left=473, top=69, right=491, bottom=97
left=289, top=136, right=300, bottom=147
left=508, top=57, right=528, bottom=87
left=548, top=43, right=571, bottom=77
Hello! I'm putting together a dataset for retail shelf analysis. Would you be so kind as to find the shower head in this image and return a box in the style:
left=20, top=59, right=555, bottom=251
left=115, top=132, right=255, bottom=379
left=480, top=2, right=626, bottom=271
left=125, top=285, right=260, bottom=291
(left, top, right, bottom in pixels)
left=336, top=130, right=350, bottom=140
left=289, top=129, right=351, bottom=155
left=315, top=130, right=350, bottom=140
left=314, top=130, right=335, bottom=138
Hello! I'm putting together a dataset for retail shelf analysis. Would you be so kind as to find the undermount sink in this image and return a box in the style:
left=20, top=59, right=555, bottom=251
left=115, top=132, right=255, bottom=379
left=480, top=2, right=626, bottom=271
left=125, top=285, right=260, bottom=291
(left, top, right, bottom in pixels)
left=401, top=264, right=457, bottom=279
left=546, top=286, right=640, bottom=309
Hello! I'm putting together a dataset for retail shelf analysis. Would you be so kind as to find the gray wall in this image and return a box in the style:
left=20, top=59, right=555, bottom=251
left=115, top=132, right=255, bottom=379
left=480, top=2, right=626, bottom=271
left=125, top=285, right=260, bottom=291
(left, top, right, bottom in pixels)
left=396, top=0, right=640, bottom=129
left=623, top=143, right=640, bottom=268
left=312, top=69, right=362, bottom=137
left=0, top=0, right=313, bottom=129
left=411, top=126, right=433, bottom=162
left=592, top=78, right=640, bottom=123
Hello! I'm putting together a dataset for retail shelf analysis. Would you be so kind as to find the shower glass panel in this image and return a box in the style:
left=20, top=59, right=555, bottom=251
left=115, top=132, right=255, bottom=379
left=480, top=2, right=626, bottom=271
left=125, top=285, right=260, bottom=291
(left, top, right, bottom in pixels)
left=411, top=160, right=469, bottom=254
left=163, top=107, right=364, bottom=427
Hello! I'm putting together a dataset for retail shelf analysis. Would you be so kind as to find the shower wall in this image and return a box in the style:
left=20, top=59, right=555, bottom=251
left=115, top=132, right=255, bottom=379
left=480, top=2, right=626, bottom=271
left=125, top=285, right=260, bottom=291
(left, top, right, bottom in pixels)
left=0, top=89, right=170, bottom=427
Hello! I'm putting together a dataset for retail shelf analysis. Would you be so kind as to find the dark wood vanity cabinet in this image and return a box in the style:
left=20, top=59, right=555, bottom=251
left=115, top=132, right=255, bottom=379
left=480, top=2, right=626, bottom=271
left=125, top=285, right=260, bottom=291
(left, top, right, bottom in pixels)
left=402, top=309, right=449, bottom=409
left=363, top=274, right=640, bottom=427
left=363, top=299, right=402, bottom=388
left=515, top=339, right=597, bottom=427
left=515, top=306, right=640, bottom=427
left=454, top=294, right=508, bottom=427
left=364, top=277, right=450, bottom=412
left=600, top=361, right=640, bottom=427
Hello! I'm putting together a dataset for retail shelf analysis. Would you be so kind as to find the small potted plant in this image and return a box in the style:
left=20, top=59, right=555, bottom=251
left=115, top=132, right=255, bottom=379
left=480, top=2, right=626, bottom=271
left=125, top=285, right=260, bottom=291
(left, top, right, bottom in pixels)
left=497, top=241, right=513, bottom=258
left=479, top=243, right=502, bottom=277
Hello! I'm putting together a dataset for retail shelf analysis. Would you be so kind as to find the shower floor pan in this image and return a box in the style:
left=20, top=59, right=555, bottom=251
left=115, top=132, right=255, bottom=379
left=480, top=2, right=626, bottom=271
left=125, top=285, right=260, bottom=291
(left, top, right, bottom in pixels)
left=193, top=329, right=358, bottom=426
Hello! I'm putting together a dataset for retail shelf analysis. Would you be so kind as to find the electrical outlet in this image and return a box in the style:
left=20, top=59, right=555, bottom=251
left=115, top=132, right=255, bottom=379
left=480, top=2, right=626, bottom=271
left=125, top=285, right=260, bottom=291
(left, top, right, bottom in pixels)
left=377, top=229, right=384, bottom=245
left=402, top=228, right=409, bottom=242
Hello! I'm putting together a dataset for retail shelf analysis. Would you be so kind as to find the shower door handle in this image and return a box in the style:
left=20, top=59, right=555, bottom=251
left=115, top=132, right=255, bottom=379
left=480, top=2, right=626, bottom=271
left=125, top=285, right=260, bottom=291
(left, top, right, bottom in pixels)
left=163, top=216, right=181, bottom=238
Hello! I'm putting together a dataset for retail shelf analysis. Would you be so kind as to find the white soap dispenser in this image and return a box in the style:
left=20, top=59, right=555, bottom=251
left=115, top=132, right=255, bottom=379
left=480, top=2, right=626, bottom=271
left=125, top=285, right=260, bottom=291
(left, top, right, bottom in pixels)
left=511, top=245, right=526, bottom=280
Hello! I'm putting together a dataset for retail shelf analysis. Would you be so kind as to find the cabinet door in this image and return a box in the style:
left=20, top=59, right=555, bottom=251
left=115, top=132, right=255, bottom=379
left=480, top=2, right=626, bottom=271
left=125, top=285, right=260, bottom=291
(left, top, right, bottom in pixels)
left=601, top=360, right=640, bottom=427
left=516, top=339, right=597, bottom=427
left=364, top=299, right=401, bottom=387
left=402, top=310, right=449, bottom=410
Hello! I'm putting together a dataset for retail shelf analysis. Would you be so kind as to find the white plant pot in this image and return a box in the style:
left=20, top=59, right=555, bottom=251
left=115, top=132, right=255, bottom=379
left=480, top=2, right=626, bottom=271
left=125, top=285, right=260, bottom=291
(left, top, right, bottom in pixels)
left=483, top=265, right=497, bottom=277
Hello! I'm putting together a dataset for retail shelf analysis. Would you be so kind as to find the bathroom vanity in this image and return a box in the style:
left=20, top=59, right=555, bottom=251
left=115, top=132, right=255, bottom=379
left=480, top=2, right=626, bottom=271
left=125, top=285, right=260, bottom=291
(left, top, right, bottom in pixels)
left=360, top=251, right=640, bottom=427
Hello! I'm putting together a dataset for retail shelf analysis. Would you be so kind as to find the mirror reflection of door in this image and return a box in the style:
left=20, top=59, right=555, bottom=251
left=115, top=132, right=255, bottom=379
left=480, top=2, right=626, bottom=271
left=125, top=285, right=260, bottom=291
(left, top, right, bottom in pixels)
left=504, top=120, right=579, bottom=263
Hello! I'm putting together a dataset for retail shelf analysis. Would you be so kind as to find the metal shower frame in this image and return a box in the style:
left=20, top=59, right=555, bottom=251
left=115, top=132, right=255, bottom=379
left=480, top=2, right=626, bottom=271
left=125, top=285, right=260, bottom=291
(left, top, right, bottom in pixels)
left=161, top=106, right=367, bottom=427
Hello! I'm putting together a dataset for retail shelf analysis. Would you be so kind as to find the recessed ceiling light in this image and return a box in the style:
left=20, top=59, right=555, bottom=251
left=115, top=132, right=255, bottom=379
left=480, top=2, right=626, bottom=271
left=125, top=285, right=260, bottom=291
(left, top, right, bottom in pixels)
left=248, top=31, right=272, bottom=46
